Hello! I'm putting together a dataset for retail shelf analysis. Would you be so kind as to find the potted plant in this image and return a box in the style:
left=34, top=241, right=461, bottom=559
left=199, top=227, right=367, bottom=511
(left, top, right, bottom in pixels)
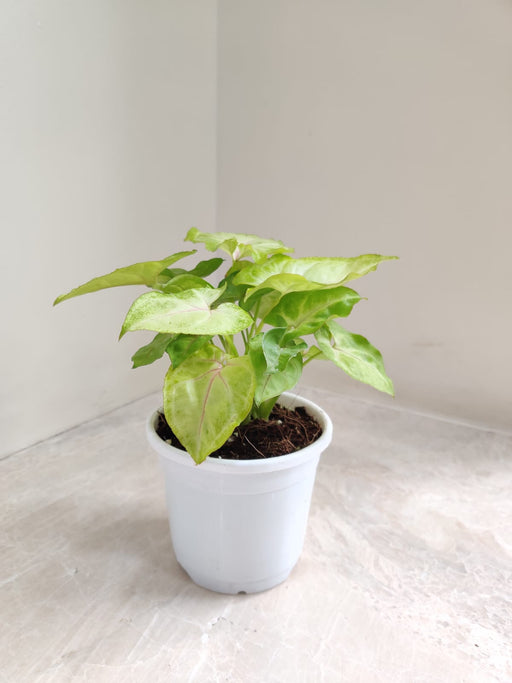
left=54, top=229, right=396, bottom=594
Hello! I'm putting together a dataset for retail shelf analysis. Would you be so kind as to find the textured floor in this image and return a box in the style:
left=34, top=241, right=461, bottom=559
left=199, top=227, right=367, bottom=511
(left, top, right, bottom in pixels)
left=1, top=387, right=511, bottom=682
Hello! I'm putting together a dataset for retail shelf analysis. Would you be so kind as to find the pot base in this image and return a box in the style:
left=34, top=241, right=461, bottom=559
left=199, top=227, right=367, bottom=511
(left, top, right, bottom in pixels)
left=182, top=564, right=292, bottom=595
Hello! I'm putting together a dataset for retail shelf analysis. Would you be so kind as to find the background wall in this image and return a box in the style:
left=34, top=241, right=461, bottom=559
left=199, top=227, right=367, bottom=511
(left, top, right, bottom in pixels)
left=1, top=1, right=217, bottom=457
left=3, top=0, right=511, bottom=458
left=217, top=0, right=512, bottom=432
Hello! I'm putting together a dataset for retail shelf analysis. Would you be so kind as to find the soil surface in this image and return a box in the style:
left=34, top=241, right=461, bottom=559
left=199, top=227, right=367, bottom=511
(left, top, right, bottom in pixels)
left=155, top=404, right=322, bottom=460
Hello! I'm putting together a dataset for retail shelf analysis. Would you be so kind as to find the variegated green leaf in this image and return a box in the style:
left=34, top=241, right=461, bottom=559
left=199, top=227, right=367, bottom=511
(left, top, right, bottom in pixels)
left=315, top=320, right=394, bottom=395
left=53, top=251, right=196, bottom=304
left=164, top=346, right=256, bottom=463
left=186, top=227, right=292, bottom=263
left=264, top=286, right=361, bottom=338
left=234, top=253, right=397, bottom=287
left=120, top=288, right=253, bottom=337
left=243, top=273, right=341, bottom=318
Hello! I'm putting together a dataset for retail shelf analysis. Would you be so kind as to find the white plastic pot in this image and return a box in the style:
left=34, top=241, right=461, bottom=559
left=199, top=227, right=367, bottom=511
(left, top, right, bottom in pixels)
left=146, top=392, right=333, bottom=594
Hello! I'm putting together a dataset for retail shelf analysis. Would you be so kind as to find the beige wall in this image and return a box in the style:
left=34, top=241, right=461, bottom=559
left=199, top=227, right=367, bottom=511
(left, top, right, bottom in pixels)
left=1, top=1, right=217, bottom=457
left=218, top=0, right=512, bottom=432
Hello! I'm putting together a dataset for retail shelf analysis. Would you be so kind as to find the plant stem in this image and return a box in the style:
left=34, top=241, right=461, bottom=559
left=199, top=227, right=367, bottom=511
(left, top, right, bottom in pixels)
left=248, top=300, right=261, bottom=340
left=220, top=335, right=239, bottom=357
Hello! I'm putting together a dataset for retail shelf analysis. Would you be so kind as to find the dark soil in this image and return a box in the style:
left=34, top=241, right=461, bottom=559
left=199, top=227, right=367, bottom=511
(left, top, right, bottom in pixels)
left=155, top=404, right=322, bottom=460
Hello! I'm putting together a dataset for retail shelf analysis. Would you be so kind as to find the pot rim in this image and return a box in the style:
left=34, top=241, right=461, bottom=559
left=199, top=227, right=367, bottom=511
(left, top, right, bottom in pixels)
left=146, top=391, right=333, bottom=474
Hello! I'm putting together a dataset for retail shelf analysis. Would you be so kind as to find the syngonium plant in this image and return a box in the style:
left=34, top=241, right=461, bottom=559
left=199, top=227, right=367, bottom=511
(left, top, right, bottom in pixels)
left=54, top=229, right=397, bottom=463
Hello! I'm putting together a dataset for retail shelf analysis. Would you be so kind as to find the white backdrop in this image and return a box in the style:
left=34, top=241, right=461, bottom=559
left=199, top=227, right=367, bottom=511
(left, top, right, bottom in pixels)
left=3, top=0, right=511, bottom=458
left=1, top=1, right=217, bottom=456
left=217, top=0, right=512, bottom=432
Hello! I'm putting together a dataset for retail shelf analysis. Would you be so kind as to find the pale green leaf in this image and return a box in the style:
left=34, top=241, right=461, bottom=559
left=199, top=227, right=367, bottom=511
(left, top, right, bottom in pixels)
left=264, top=286, right=361, bottom=337
left=53, top=251, right=196, bottom=304
left=186, top=227, right=293, bottom=263
left=234, top=253, right=398, bottom=287
left=315, top=321, right=394, bottom=395
left=164, top=346, right=256, bottom=463
left=120, top=288, right=253, bottom=337
left=244, top=273, right=328, bottom=308
left=243, top=273, right=343, bottom=319
left=131, top=333, right=174, bottom=368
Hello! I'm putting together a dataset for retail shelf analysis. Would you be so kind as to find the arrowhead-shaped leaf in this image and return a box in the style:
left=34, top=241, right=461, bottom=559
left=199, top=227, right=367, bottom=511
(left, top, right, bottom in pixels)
left=120, top=288, right=253, bottom=337
left=243, top=273, right=342, bottom=318
left=53, top=251, right=196, bottom=304
left=186, top=228, right=293, bottom=263
left=234, top=253, right=397, bottom=287
left=164, top=346, right=256, bottom=463
left=264, top=286, right=361, bottom=337
left=315, top=321, right=394, bottom=395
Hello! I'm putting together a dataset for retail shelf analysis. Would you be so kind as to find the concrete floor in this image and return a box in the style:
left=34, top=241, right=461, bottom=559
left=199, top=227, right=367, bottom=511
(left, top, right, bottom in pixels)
left=1, top=387, right=511, bottom=682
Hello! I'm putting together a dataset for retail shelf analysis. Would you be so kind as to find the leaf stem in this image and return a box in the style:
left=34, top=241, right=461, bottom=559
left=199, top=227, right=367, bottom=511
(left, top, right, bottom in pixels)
left=248, top=300, right=261, bottom=340
left=220, top=335, right=239, bottom=357
left=303, top=347, right=323, bottom=366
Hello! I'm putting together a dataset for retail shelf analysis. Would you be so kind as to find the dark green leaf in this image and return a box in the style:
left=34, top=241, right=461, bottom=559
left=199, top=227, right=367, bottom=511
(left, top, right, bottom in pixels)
left=161, top=274, right=213, bottom=294
left=166, top=334, right=212, bottom=367
left=160, top=257, right=224, bottom=282
left=216, top=261, right=252, bottom=305
left=187, top=257, right=224, bottom=277
left=131, top=333, right=174, bottom=368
